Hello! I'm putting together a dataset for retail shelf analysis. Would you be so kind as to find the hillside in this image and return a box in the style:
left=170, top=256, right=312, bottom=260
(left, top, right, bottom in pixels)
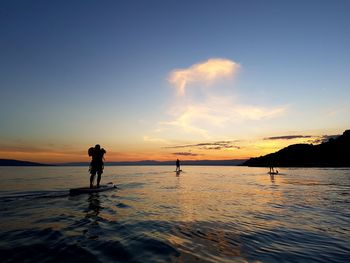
left=0, top=159, right=52, bottom=166
left=242, top=130, right=350, bottom=167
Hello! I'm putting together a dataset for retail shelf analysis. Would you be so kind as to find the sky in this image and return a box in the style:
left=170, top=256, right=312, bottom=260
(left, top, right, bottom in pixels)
left=1, top=0, right=349, bottom=163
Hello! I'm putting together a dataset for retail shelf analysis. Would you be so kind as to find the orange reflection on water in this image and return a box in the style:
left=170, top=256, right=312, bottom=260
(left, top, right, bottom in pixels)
left=2, top=166, right=349, bottom=262
left=104, top=166, right=288, bottom=234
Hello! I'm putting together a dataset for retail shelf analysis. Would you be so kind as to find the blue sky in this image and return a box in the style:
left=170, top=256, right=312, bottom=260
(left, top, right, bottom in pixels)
left=1, top=0, right=349, bottom=162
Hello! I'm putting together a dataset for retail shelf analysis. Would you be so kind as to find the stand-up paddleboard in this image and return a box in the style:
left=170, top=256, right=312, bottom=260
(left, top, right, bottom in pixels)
left=268, top=172, right=278, bottom=175
left=174, top=170, right=183, bottom=172
left=69, top=182, right=116, bottom=195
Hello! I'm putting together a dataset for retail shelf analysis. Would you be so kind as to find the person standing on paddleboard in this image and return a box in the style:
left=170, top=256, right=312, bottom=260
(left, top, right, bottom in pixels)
left=176, top=158, right=181, bottom=172
left=88, top=144, right=106, bottom=188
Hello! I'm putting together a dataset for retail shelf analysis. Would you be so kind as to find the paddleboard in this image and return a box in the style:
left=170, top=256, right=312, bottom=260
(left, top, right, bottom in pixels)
left=268, top=172, right=278, bottom=175
left=69, top=182, right=116, bottom=195
left=175, top=170, right=183, bottom=172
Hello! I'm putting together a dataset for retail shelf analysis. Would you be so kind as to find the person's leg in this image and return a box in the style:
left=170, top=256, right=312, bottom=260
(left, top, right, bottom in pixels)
left=90, top=170, right=96, bottom=188
left=97, top=171, right=102, bottom=188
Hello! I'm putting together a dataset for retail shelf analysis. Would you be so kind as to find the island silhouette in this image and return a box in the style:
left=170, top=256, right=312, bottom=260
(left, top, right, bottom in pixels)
left=0, top=159, right=53, bottom=166
left=243, top=130, right=350, bottom=167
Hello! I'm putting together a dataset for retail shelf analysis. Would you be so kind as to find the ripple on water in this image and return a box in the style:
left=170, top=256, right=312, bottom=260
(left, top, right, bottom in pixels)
left=1, top=166, right=350, bottom=262
left=241, top=228, right=350, bottom=263
left=116, top=202, right=131, bottom=208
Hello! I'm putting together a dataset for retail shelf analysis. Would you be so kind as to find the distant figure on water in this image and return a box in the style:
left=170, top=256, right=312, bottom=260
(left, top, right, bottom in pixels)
left=88, top=144, right=106, bottom=188
left=176, top=158, right=181, bottom=172
left=269, top=164, right=279, bottom=174
left=269, top=160, right=275, bottom=173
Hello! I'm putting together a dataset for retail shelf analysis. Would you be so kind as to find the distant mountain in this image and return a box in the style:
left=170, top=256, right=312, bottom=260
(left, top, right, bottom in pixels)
left=60, top=159, right=246, bottom=166
left=242, top=130, right=350, bottom=167
left=0, top=159, right=53, bottom=166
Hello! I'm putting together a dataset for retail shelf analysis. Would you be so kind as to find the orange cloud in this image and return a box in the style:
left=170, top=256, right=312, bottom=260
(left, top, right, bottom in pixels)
left=169, top=58, right=240, bottom=95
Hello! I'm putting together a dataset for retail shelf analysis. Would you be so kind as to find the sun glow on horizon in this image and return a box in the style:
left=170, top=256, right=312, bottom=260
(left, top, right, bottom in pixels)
left=0, top=131, right=340, bottom=163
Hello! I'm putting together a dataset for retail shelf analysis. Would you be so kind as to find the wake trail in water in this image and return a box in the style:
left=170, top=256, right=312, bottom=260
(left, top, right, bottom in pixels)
left=0, top=190, right=70, bottom=201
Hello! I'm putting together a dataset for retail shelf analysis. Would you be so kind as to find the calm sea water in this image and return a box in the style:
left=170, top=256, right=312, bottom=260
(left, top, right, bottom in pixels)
left=0, top=166, right=349, bottom=262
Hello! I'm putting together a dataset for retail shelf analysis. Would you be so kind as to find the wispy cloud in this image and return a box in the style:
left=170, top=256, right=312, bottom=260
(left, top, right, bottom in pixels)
left=326, top=108, right=346, bottom=117
left=165, top=141, right=241, bottom=150
left=0, top=142, right=88, bottom=163
left=172, top=152, right=200, bottom=156
left=147, top=57, right=288, bottom=141
left=143, top=136, right=169, bottom=144
left=169, top=58, right=240, bottom=95
left=264, top=135, right=312, bottom=140
left=160, top=96, right=287, bottom=137
left=308, top=134, right=340, bottom=144
left=263, top=134, right=341, bottom=144
left=0, top=143, right=83, bottom=155
left=160, top=108, right=211, bottom=138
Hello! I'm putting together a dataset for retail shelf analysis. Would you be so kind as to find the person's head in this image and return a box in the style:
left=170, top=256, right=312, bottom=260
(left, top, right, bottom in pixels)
left=95, top=144, right=101, bottom=150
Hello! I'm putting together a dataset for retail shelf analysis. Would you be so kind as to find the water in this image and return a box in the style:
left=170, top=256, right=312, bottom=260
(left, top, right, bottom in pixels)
left=0, top=166, right=349, bottom=262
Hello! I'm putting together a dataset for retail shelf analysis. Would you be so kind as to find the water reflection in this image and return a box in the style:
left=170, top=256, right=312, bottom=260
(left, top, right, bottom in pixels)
left=1, top=166, right=349, bottom=262
left=85, top=193, right=102, bottom=219
left=169, top=221, right=243, bottom=262
left=83, top=193, right=104, bottom=240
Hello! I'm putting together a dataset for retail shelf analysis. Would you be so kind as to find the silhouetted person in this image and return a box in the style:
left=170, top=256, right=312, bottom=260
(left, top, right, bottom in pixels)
left=269, top=160, right=275, bottom=173
left=176, top=158, right=180, bottom=172
left=88, top=144, right=106, bottom=188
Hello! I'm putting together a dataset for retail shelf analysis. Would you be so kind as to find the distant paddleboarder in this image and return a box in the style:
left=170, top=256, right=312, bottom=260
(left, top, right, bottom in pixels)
left=88, top=144, right=106, bottom=188
left=176, top=158, right=181, bottom=172
left=268, top=161, right=278, bottom=175
left=269, top=160, right=275, bottom=173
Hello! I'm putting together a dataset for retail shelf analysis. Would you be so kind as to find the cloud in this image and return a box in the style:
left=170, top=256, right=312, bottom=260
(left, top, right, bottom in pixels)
left=165, top=141, right=241, bottom=150
left=232, top=104, right=287, bottom=120
left=0, top=143, right=83, bottom=155
left=160, top=113, right=210, bottom=138
left=308, top=134, right=340, bottom=144
left=263, top=134, right=341, bottom=145
left=143, top=136, right=169, bottom=144
left=148, top=58, right=288, bottom=140
left=264, top=135, right=312, bottom=140
left=169, top=58, right=240, bottom=95
left=326, top=108, right=346, bottom=117
left=160, top=97, right=287, bottom=137
left=172, top=152, right=200, bottom=156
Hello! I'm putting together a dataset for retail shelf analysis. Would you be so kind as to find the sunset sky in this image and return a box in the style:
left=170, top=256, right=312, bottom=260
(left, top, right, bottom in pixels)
left=1, top=1, right=349, bottom=163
